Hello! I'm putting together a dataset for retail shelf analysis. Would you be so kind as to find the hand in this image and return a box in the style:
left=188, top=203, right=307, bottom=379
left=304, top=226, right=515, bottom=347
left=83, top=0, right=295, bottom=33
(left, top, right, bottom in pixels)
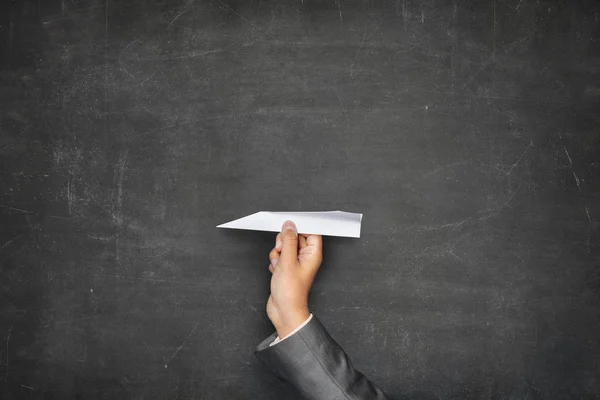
left=267, top=220, right=323, bottom=338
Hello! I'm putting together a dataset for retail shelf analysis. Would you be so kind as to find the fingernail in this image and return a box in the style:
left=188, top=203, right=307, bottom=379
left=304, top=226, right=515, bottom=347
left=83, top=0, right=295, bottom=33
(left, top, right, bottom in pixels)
left=283, top=220, right=297, bottom=236
left=276, top=240, right=282, bottom=249
left=271, top=259, right=278, bottom=268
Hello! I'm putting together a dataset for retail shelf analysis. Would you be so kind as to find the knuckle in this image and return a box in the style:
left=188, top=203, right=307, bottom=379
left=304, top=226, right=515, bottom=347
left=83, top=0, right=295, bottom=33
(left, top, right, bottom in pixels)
left=283, top=231, right=298, bottom=240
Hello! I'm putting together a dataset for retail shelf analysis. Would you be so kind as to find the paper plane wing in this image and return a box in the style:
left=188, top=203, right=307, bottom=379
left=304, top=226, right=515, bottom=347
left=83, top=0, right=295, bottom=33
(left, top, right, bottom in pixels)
left=217, top=211, right=362, bottom=238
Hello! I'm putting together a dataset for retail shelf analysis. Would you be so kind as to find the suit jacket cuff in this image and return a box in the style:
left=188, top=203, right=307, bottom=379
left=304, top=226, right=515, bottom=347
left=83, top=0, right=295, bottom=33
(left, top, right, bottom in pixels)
left=270, top=313, right=313, bottom=346
left=254, top=315, right=388, bottom=400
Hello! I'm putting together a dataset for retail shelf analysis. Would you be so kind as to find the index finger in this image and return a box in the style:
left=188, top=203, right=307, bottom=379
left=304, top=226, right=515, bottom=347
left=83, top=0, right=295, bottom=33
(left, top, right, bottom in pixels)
left=299, top=234, right=308, bottom=249
left=305, top=234, right=322, bottom=251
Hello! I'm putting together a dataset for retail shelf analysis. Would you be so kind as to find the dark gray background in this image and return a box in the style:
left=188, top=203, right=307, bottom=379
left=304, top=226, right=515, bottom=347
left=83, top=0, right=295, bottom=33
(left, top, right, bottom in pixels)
left=1, top=0, right=599, bottom=399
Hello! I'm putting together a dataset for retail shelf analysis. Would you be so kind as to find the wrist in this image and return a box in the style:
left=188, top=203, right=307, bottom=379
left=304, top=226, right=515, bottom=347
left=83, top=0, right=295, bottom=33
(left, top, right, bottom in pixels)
left=274, top=308, right=310, bottom=338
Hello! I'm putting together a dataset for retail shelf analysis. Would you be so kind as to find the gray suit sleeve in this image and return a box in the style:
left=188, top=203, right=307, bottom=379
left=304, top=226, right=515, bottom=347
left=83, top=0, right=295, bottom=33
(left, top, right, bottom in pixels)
left=254, top=315, right=388, bottom=400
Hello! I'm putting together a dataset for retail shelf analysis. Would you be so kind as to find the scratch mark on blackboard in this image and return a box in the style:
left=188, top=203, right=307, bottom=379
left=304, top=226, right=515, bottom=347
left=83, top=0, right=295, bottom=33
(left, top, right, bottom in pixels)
left=335, top=0, right=343, bottom=22
left=514, top=0, right=523, bottom=11
left=218, top=1, right=273, bottom=38
left=461, top=30, right=539, bottom=92
left=492, top=0, right=496, bottom=62
left=104, top=49, right=226, bottom=62
left=492, top=294, right=585, bottom=311
left=418, top=217, right=471, bottom=232
left=338, top=95, right=351, bottom=136
left=139, top=72, right=157, bottom=86
left=149, top=246, right=173, bottom=258
left=78, top=345, right=87, bottom=371
left=5, top=326, right=12, bottom=381
left=119, top=67, right=135, bottom=80
left=449, top=249, right=463, bottom=262
left=355, top=26, right=368, bottom=59
left=563, top=147, right=572, bottom=165
left=421, top=162, right=468, bottom=178
left=53, top=316, right=96, bottom=325
left=587, top=236, right=590, bottom=254
left=168, top=9, right=189, bottom=29
left=573, top=172, right=582, bottom=194
left=245, top=298, right=259, bottom=316
left=210, top=374, right=242, bottom=381
left=562, top=141, right=592, bottom=224
left=114, top=152, right=127, bottom=284
left=66, top=174, right=73, bottom=216
left=104, top=0, right=108, bottom=142
left=423, top=187, right=520, bottom=232
left=525, top=382, right=540, bottom=393
left=21, top=384, right=33, bottom=390
left=159, top=49, right=225, bottom=60
left=401, top=0, right=407, bottom=31
left=98, top=273, right=222, bottom=287
left=585, top=206, right=591, bottom=223
left=477, top=189, right=518, bottom=221
left=122, top=38, right=140, bottom=52
left=0, top=205, right=32, bottom=214
left=504, top=141, right=533, bottom=177
left=0, top=224, right=39, bottom=255
left=165, top=323, right=198, bottom=368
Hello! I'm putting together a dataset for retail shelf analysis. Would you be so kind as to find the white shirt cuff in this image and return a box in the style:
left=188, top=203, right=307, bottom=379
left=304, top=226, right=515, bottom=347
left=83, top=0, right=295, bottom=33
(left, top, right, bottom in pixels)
left=269, top=314, right=313, bottom=347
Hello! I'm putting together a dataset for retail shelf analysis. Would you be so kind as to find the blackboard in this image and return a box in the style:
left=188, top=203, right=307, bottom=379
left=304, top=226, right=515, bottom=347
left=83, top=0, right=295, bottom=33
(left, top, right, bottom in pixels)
left=1, top=0, right=599, bottom=398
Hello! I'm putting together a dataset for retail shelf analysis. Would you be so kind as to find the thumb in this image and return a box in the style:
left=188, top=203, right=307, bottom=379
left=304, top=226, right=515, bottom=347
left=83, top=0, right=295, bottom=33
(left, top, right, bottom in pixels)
left=280, top=220, right=298, bottom=265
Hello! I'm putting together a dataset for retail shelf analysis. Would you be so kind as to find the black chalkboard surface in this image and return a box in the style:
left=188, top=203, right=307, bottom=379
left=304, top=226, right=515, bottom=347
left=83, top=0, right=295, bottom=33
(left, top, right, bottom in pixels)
left=1, top=1, right=599, bottom=399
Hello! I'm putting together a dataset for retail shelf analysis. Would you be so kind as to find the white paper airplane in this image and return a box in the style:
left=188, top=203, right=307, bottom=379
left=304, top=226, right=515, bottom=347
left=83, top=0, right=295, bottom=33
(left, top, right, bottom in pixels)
left=217, top=211, right=362, bottom=238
